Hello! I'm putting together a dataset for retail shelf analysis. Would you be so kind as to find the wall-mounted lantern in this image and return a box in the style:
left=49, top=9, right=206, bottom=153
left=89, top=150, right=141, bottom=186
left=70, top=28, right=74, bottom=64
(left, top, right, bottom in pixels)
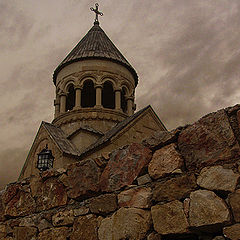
left=37, top=144, right=54, bottom=171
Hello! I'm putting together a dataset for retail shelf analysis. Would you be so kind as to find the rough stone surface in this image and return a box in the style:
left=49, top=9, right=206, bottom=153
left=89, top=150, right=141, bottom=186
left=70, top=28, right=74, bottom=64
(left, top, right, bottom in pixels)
left=61, top=159, right=101, bottom=200
left=212, top=237, right=225, bottom=240
left=100, top=143, right=152, bottom=192
left=178, top=109, right=240, bottom=170
left=0, top=224, right=6, bottom=238
left=189, top=190, right=230, bottom=228
left=98, top=217, right=113, bottom=240
left=5, top=190, right=36, bottom=217
left=142, top=130, right=176, bottom=150
left=38, top=227, right=69, bottom=240
left=70, top=214, right=98, bottom=240
left=52, top=209, right=74, bottom=226
left=223, top=223, right=240, bottom=240
left=98, top=207, right=151, bottom=240
left=148, top=143, right=184, bottom=179
left=137, top=174, right=152, bottom=185
left=13, top=226, right=37, bottom=240
left=228, top=189, right=240, bottom=222
left=19, top=214, right=52, bottom=231
left=89, top=194, right=117, bottom=215
left=73, top=206, right=89, bottom=216
left=2, top=183, right=20, bottom=205
left=0, top=192, right=5, bottom=222
left=197, top=165, right=239, bottom=192
left=151, top=200, right=189, bottom=235
left=35, top=178, right=67, bottom=211
left=147, top=232, right=162, bottom=240
left=153, top=174, right=197, bottom=202
left=118, top=187, right=152, bottom=208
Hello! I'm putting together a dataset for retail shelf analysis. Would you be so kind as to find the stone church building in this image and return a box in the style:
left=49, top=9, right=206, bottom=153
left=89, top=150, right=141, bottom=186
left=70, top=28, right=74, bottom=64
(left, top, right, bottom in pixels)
left=19, top=13, right=166, bottom=180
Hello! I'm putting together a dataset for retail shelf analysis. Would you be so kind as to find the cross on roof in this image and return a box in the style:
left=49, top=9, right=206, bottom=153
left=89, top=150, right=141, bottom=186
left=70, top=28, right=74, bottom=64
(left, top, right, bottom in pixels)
left=90, top=3, right=103, bottom=24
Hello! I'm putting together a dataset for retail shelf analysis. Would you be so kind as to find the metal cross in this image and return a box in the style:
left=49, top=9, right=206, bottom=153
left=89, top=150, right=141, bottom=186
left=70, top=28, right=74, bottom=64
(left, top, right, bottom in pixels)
left=90, top=3, right=103, bottom=23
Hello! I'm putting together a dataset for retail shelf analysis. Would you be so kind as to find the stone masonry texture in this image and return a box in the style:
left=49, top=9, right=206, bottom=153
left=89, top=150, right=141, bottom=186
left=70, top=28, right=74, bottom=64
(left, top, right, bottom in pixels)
left=1, top=105, right=240, bottom=239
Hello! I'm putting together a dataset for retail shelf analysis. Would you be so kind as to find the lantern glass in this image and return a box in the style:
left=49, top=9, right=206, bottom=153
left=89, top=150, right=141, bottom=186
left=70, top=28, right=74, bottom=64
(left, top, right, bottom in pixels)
left=37, top=145, right=54, bottom=171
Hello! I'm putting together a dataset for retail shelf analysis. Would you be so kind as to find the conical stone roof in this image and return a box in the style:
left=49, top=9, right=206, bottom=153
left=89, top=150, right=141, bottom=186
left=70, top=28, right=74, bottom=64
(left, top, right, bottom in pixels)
left=53, top=22, right=138, bottom=86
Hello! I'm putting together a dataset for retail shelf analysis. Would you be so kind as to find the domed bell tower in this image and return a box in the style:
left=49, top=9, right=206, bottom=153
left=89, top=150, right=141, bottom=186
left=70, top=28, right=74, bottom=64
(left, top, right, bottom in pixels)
left=52, top=4, right=138, bottom=135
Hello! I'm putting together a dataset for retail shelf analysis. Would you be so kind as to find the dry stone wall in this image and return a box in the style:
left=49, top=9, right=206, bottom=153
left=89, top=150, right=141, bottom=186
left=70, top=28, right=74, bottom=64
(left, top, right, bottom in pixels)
left=2, top=105, right=240, bottom=239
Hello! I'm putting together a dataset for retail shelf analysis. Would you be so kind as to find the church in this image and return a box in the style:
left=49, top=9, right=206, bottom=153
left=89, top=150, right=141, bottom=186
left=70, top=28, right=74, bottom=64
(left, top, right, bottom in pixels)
left=19, top=4, right=166, bottom=180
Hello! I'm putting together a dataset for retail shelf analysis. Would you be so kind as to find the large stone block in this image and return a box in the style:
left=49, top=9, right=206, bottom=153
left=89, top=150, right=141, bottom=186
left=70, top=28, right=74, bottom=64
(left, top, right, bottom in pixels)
left=2, top=183, right=20, bottom=205
left=89, top=194, right=117, bottom=215
left=35, top=178, right=67, bottom=211
left=13, top=226, right=37, bottom=240
left=70, top=214, right=99, bottom=240
left=142, top=130, right=176, bottom=150
left=148, top=143, right=184, bottom=179
left=19, top=214, right=52, bottom=231
left=118, top=187, right=152, bottom=208
left=189, top=190, right=230, bottom=228
left=178, top=109, right=240, bottom=170
left=153, top=174, right=197, bottom=202
left=228, top=189, right=240, bottom=222
left=61, top=159, right=100, bottom=200
left=100, top=143, right=152, bottom=192
left=5, top=190, right=36, bottom=217
left=197, top=166, right=239, bottom=192
left=38, top=227, right=69, bottom=240
left=52, top=209, right=74, bottom=226
left=98, top=207, right=151, bottom=240
left=223, top=223, right=240, bottom=240
left=151, top=200, right=189, bottom=235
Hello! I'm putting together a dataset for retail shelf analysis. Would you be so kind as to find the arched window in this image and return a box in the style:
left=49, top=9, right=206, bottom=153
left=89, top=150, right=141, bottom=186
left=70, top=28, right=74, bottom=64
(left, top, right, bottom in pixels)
left=121, top=87, right=127, bottom=113
left=81, top=80, right=96, bottom=107
left=102, top=81, right=115, bottom=109
left=66, top=84, right=75, bottom=111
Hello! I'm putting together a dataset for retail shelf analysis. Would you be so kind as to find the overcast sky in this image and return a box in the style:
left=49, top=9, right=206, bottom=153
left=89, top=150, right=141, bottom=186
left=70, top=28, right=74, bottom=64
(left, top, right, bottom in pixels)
left=1, top=0, right=240, bottom=189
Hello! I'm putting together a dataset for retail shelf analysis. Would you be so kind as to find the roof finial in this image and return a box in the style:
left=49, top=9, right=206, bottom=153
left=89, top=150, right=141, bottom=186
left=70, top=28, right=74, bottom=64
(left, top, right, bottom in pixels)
left=90, top=3, right=103, bottom=25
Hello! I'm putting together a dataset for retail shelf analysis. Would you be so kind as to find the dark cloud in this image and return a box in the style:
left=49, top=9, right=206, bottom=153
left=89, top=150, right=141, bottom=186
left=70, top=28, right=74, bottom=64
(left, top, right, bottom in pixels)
left=1, top=0, right=240, bottom=188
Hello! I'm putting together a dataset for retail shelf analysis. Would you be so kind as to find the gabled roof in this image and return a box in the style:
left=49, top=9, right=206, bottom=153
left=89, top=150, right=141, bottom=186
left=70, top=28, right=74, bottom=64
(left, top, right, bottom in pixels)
left=79, top=105, right=167, bottom=158
left=42, top=122, right=80, bottom=156
left=53, top=22, right=138, bottom=86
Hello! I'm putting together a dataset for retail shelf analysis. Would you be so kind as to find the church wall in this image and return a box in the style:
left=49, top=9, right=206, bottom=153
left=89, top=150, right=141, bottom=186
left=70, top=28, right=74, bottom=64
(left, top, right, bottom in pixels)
left=70, top=130, right=100, bottom=153
left=54, top=109, right=126, bottom=135
left=83, top=110, right=166, bottom=159
left=2, top=104, right=240, bottom=239
left=19, top=127, right=72, bottom=181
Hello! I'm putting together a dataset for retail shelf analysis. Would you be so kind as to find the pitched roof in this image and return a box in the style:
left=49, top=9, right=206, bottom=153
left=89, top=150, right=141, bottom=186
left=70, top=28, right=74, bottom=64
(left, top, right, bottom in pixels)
left=53, top=22, right=138, bottom=86
left=79, top=106, right=154, bottom=158
left=42, top=122, right=80, bottom=156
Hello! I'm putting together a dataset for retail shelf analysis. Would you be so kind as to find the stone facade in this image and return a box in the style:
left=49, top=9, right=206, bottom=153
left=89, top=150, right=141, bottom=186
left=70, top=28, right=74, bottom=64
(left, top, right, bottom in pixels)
left=2, top=104, right=240, bottom=239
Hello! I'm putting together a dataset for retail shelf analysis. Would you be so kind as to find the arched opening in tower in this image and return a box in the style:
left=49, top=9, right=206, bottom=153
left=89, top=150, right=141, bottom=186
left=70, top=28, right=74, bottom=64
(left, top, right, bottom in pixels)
left=102, top=81, right=115, bottom=109
left=121, top=87, right=127, bottom=113
left=66, top=84, right=75, bottom=111
left=81, top=80, right=96, bottom=107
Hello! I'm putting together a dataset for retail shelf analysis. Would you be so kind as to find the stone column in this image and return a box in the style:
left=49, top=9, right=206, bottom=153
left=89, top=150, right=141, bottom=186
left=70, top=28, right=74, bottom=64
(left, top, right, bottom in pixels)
left=115, top=89, right=121, bottom=110
left=95, top=84, right=102, bottom=108
left=54, top=98, right=60, bottom=118
left=127, top=97, right=134, bottom=116
left=60, top=94, right=67, bottom=113
left=74, top=86, right=81, bottom=109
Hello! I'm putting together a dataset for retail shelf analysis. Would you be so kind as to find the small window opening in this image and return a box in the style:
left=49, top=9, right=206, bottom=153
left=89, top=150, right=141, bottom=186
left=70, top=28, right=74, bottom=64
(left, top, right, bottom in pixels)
left=102, top=81, right=115, bottom=109
left=81, top=80, right=96, bottom=107
left=121, top=87, right=127, bottom=113
left=66, top=84, right=75, bottom=111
